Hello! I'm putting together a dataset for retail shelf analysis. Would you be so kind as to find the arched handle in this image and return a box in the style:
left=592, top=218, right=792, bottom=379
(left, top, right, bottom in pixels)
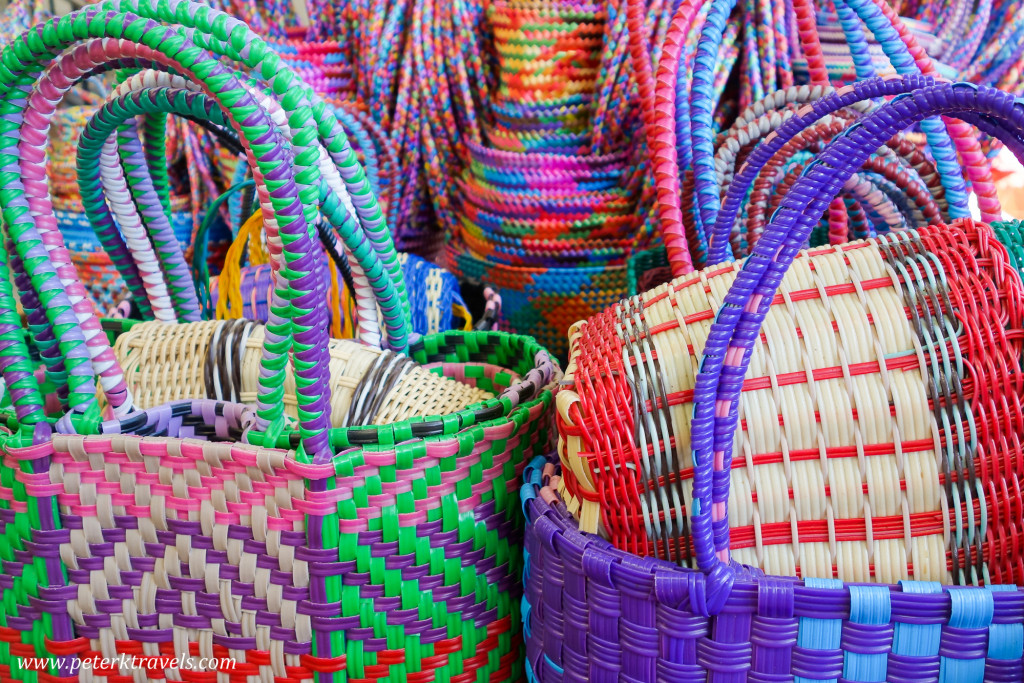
left=192, top=179, right=256, bottom=318
left=0, top=11, right=371, bottom=460
left=20, top=60, right=409, bottom=444
left=688, top=77, right=1024, bottom=613
left=2, top=0, right=412, bottom=461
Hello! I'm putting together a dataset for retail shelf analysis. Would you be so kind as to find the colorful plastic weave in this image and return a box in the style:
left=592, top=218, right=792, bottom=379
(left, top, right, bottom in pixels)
left=0, top=6, right=561, bottom=683
left=560, top=217, right=1024, bottom=584
left=1, top=329, right=557, bottom=681
left=521, top=456, right=1024, bottom=682
left=542, top=77, right=1024, bottom=680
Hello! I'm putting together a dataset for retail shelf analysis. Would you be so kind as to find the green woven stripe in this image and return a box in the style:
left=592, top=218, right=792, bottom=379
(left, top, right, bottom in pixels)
left=993, top=220, right=1024, bottom=276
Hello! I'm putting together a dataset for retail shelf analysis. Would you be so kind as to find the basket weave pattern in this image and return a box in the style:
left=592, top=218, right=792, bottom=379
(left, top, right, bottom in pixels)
left=112, top=321, right=495, bottom=427
left=521, top=458, right=1024, bottom=683
left=558, top=220, right=1024, bottom=586
left=1, top=330, right=560, bottom=681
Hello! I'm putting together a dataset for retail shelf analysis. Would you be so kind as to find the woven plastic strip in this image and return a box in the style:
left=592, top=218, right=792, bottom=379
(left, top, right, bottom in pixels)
left=521, top=457, right=1024, bottom=682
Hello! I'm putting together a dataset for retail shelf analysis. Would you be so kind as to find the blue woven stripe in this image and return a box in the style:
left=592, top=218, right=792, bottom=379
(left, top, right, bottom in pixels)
left=893, top=581, right=941, bottom=658
left=986, top=585, right=1024, bottom=662
left=843, top=585, right=890, bottom=682
left=939, top=587, right=994, bottom=683
left=526, top=659, right=540, bottom=683
left=795, top=578, right=843, bottom=683
left=544, top=654, right=564, bottom=675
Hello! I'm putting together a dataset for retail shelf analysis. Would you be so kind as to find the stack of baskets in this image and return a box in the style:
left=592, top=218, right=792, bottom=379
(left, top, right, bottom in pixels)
left=446, top=0, right=645, bottom=358
left=0, top=6, right=559, bottom=683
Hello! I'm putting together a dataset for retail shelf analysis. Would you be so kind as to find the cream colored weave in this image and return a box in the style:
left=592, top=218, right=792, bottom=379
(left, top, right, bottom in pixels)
left=558, top=239, right=953, bottom=584
left=112, top=321, right=493, bottom=427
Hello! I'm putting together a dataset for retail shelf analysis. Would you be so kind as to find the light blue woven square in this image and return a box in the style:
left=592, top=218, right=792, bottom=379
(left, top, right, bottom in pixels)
left=892, top=581, right=941, bottom=658
left=938, top=586, right=994, bottom=683
left=843, top=585, right=891, bottom=682
left=795, top=578, right=843, bottom=683
left=986, top=585, right=1023, bottom=661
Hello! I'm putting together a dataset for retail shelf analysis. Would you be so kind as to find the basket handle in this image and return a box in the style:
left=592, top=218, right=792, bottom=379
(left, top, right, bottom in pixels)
left=688, top=77, right=1024, bottom=614
left=645, top=0, right=999, bottom=276
left=628, top=0, right=700, bottom=278
left=116, top=1, right=410, bottom=324
left=193, top=179, right=258, bottom=318
left=0, top=10, right=396, bottom=460
left=11, top=39, right=334, bottom=427
left=161, top=77, right=398, bottom=347
left=96, top=71, right=389, bottom=342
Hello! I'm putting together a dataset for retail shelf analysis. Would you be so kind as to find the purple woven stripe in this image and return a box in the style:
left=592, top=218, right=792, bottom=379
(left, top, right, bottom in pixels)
left=522, top=469, right=1024, bottom=681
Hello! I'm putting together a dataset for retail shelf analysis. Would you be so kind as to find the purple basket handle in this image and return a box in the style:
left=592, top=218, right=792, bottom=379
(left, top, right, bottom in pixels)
left=689, top=76, right=1024, bottom=614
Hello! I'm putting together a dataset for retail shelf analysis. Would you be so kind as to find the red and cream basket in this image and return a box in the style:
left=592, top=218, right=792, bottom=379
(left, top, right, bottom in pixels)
left=557, top=218, right=1024, bottom=586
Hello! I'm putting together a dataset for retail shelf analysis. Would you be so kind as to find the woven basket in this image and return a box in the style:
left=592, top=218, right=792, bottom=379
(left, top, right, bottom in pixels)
left=446, top=0, right=645, bottom=359
left=538, top=76, right=1024, bottom=680
left=2, top=329, right=558, bottom=680
left=0, top=8, right=560, bottom=682
left=559, top=218, right=1024, bottom=585
left=521, top=456, right=1024, bottom=682
left=449, top=243, right=628, bottom=358
left=448, top=141, right=636, bottom=357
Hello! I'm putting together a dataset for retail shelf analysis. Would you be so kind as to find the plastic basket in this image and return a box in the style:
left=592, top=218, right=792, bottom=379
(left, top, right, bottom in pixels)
left=539, top=77, right=1024, bottom=681
left=0, top=7, right=561, bottom=682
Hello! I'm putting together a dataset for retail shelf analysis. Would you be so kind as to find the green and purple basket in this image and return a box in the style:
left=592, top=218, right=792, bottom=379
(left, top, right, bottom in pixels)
left=0, top=5, right=560, bottom=683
